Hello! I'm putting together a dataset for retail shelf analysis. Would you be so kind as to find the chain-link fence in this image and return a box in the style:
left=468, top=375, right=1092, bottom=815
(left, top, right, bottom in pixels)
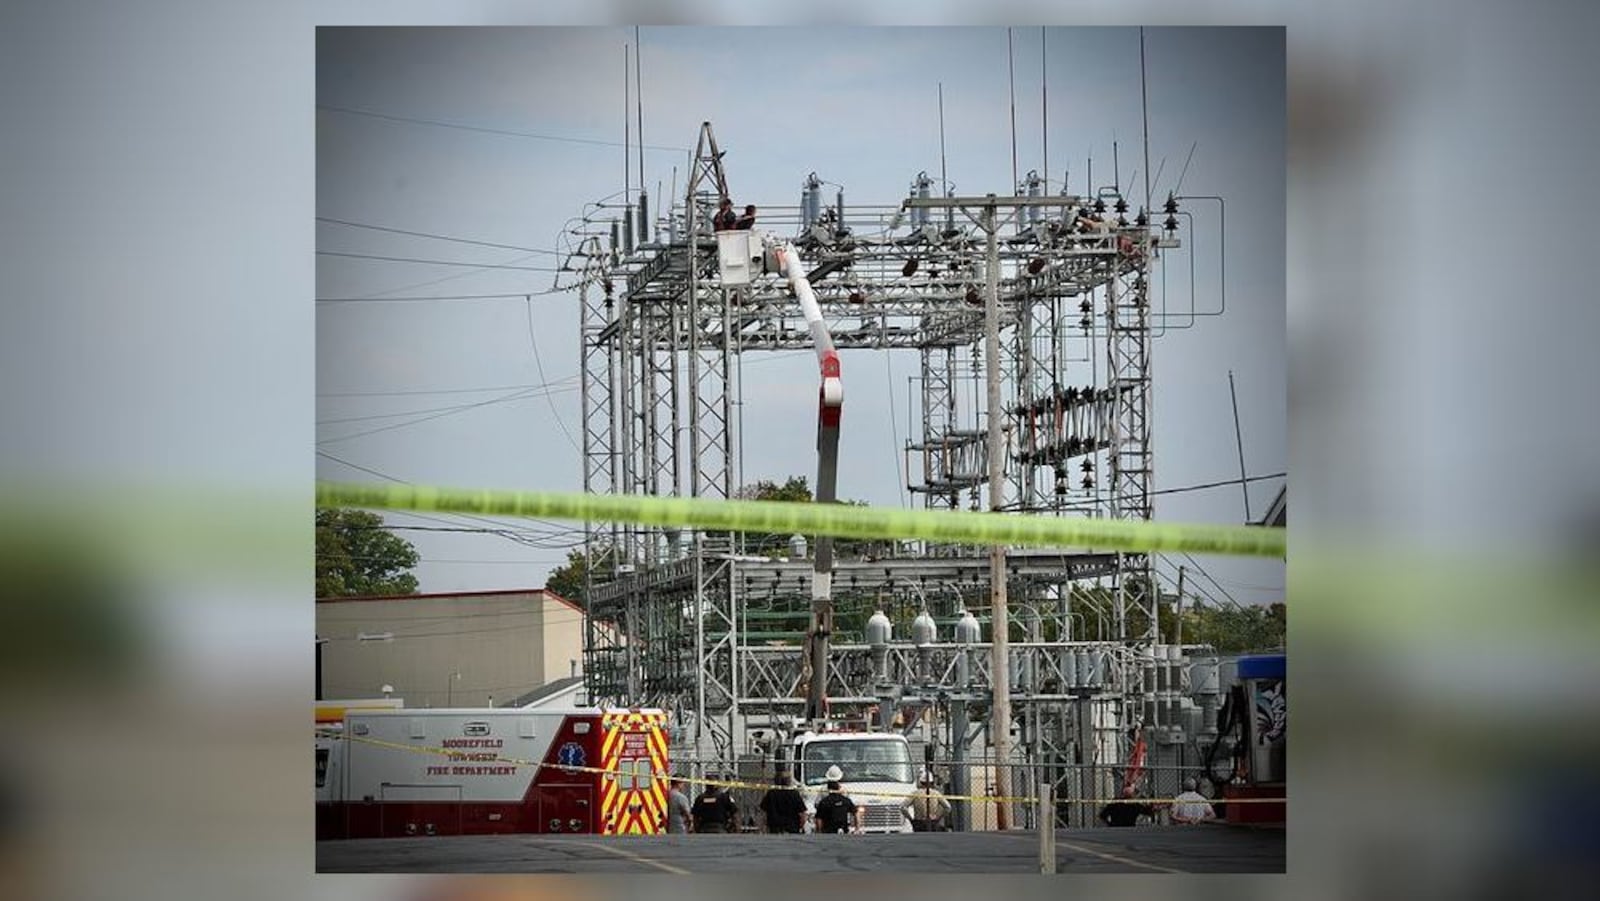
left=665, top=754, right=1221, bottom=832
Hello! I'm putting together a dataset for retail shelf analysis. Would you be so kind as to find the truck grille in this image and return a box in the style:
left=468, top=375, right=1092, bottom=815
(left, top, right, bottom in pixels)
left=863, top=804, right=903, bottom=830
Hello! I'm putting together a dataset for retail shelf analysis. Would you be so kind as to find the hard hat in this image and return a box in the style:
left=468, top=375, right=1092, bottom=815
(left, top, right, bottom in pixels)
left=824, top=765, right=844, bottom=782
left=919, top=769, right=936, bottom=784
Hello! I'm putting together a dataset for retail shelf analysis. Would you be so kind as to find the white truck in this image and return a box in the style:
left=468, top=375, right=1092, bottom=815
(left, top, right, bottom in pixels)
left=316, top=706, right=669, bottom=840
left=788, top=729, right=917, bottom=833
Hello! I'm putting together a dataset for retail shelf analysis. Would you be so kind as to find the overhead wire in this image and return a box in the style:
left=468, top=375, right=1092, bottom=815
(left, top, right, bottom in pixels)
left=316, top=217, right=560, bottom=255
left=319, top=380, right=577, bottom=399
left=317, top=289, right=570, bottom=304
left=317, top=104, right=691, bottom=153
left=525, top=296, right=581, bottom=453
left=316, top=380, right=578, bottom=426
left=315, top=453, right=583, bottom=543
left=317, top=250, right=561, bottom=272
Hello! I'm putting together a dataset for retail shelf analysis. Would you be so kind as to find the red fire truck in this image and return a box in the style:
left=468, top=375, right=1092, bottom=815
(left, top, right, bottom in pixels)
left=316, top=706, right=669, bottom=839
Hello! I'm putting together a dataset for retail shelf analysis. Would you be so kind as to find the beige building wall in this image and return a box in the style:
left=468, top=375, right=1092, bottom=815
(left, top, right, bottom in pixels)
left=316, top=589, right=584, bottom=708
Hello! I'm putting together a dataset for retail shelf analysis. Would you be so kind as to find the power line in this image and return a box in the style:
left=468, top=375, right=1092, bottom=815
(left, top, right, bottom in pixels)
left=1180, top=553, right=1244, bottom=608
left=318, top=104, right=691, bottom=153
left=316, top=382, right=578, bottom=426
left=317, top=289, right=570, bottom=303
left=317, top=250, right=561, bottom=272
left=319, top=555, right=569, bottom=566
left=316, top=449, right=405, bottom=484
left=318, top=380, right=577, bottom=399
left=525, top=296, right=580, bottom=453
left=317, top=216, right=560, bottom=255
left=314, top=455, right=582, bottom=545
left=316, top=384, right=551, bottom=445
left=1151, top=471, right=1285, bottom=498
left=335, top=245, right=557, bottom=300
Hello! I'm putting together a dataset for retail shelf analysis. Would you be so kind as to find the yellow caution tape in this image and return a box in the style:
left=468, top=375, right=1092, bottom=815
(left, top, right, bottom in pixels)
left=315, top=482, right=1286, bottom=558
left=319, top=730, right=1283, bottom=807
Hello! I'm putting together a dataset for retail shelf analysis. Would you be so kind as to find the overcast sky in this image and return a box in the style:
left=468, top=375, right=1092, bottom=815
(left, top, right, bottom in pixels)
left=315, top=26, right=1285, bottom=608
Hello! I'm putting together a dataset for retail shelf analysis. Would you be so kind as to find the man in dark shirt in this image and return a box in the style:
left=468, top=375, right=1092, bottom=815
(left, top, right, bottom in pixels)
left=812, top=780, right=862, bottom=834
left=1097, top=788, right=1154, bottom=827
left=691, top=784, right=731, bottom=833
left=716, top=775, right=740, bottom=833
left=712, top=198, right=737, bottom=231
left=759, top=774, right=808, bottom=834
left=733, top=204, right=757, bottom=230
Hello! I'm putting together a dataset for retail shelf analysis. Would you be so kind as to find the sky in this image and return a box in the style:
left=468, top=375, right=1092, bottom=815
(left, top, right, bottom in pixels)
left=315, top=25, right=1286, bottom=609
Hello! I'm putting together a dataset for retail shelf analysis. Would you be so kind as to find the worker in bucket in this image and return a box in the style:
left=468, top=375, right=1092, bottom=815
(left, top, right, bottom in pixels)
left=903, top=769, right=951, bottom=832
left=812, top=765, right=863, bottom=834
left=713, top=198, right=737, bottom=231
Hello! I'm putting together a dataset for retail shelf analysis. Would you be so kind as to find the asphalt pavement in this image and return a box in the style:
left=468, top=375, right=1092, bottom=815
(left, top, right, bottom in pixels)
left=316, top=825, right=1285, bottom=874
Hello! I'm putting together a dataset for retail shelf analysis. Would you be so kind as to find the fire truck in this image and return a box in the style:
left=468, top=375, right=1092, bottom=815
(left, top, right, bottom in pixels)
left=316, top=706, right=669, bottom=840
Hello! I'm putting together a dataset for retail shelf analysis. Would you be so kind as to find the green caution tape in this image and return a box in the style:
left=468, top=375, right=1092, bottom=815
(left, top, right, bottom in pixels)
left=316, top=482, right=1285, bottom=558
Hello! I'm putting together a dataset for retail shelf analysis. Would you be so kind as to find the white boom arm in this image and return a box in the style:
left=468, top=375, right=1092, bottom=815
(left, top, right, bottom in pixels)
left=768, top=240, right=842, bottom=724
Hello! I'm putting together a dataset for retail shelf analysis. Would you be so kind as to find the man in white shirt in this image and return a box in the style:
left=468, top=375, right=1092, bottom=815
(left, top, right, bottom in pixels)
left=1169, top=778, right=1217, bottom=824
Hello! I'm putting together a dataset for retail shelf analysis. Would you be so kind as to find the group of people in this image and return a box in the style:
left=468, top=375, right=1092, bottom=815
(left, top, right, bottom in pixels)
left=665, top=767, right=951, bottom=835
left=668, top=770, right=1217, bottom=834
left=712, top=197, right=757, bottom=232
left=1097, top=778, right=1218, bottom=827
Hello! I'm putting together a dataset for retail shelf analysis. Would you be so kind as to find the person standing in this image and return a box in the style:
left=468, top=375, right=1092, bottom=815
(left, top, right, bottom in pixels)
left=903, top=770, right=951, bottom=832
left=759, top=774, right=808, bottom=834
left=712, top=198, right=737, bottom=231
left=733, top=203, right=757, bottom=230
left=1097, top=786, right=1155, bottom=827
left=665, top=778, right=692, bottom=834
left=812, top=776, right=862, bottom=835
left=714, top=774, right=741, bottom=833
left=1169, top=778, right=1217, bottom=824
left=691, top=783, right=731, bottom=834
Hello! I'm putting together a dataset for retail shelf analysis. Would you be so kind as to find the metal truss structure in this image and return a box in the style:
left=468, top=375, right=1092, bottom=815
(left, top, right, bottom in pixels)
left=576, top=123, right=1200, bottom=790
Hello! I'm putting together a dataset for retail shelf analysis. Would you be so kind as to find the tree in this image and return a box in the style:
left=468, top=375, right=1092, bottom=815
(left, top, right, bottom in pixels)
left=734, top=476, right=814, bottom=503
left=733, top=475, right=880, bottom=558
left=544, top=541, right=615, bottom=607
left=1180, top=602, right=1284, bottom=654
left=315, top=508, right=420, bottom=598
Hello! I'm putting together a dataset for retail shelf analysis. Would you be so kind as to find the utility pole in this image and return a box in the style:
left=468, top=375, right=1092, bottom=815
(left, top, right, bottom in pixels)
left=1175, top=565, right=1186, bottom=648
left=982, top=200, right=1011, bottom=830
left=905, top=190, right=1077, bottom=831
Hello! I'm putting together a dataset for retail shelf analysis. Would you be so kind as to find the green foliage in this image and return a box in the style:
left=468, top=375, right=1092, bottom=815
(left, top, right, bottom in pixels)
left=543, top=541, right=614, bottom=607
left=1182, top=601, right=1285, bottom=654
left=734, top=476, right=814, bottom=503
left=1060, top=583, right=1284, bottom=653
left=733, top=476, right=881, bottom=559
left=315, top=508, right=420, bottom=598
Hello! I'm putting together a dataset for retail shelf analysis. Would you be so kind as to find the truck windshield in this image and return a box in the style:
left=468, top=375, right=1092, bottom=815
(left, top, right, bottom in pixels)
left=799, top=739, right=914, bottom=785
